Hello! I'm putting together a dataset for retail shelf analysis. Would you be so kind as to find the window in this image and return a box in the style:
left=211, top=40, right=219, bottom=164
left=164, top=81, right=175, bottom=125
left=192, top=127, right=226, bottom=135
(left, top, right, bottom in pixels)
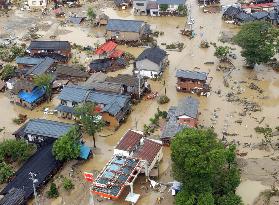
left=136, top=3, right=144, bottom=6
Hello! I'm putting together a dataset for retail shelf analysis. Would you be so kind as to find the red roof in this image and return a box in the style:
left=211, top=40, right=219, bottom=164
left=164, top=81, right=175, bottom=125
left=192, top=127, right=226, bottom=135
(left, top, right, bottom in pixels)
left=95, top=41, right=117, bottom=55
left=115, top=130, right=143, bottom=152
left=241, top=2, right=274, bottom=9
left=109, top=49, right=124, bottom=58
left=133, top=139, right=162, bottom=164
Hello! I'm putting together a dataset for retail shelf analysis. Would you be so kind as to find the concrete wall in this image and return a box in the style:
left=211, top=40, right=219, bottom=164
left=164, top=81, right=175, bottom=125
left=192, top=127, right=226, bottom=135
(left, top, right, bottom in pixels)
left=135, top=59, right=161, bottom=78
left=113, top=149, right=130, bottom=157
left=147, top=145, right=163, bottom=175
left=176, top=79, right=206, bottom=92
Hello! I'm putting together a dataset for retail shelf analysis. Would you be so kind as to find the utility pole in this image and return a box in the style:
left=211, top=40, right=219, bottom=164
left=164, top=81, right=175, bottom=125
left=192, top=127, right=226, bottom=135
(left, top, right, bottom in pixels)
left=137, top=66, right=141, bottom=99
left=29, top=172, right=39, bottom=205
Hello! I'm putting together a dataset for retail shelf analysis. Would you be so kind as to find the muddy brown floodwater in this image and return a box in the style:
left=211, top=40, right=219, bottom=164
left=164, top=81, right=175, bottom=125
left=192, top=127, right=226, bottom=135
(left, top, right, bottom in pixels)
left=1, top=0, right=279, bottom=204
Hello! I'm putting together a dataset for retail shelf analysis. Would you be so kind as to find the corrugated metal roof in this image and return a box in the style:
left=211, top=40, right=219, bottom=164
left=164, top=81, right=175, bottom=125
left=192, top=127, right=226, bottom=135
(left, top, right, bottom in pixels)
left=16, top=57, right=44, bottom=65
left=22, top=119, right=75, bottom=139
left=115, top=130, right=143, bottom=152
left=95, top=41, right=117, bottom=55
left=58, top=85, right=90, bottom=103
left=176, top=69, right=207, bottom=81
left=106, top=19, right=144, bottom=33
left=26, top=57, right=55, bottom=76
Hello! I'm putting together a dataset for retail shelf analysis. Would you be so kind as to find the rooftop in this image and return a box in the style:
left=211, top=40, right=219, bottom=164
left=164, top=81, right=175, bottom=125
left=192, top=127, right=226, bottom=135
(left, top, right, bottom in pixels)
left=176, top=69, right=208, bottom=81
left=13, top=119, right=75, bottom=139
left=54, top=64, right=89, bottom=79
left=156, top=0, right=186, bottom=5
left=58, top=85, right=90, bottom=103
left=136, top=47, right=167, bottom=66
left=107, top=19, right=145, bottom=33
left=18, top=86, right=46, bottom=104
left=11, top=80, right=36, bottom=95
left=106, top=74, right=139, bottom=87
left=27, top=41, right=71, bottom=51
left=26, top=57, right=55, bottom=76
left=16, top=57, right=44, bottom=65
left=115, top=130, right=144, bottom=152
left=175, top=96, right=199, bottom=119
left=95, top=41, right=117, bottom=55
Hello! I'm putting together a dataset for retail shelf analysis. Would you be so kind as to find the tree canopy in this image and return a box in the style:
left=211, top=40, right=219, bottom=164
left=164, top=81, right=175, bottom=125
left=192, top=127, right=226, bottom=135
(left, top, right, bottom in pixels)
left=0, top=64, right=16, bottom=81
left=214, top=45, right=230, bottom=61
left=233, top=21, right=279, bottom=68
left=52, top=126, right=81, bottom=161
left=87, top=7, right=96, bottom=22
left=171, top=128, right=242, bottom=205
left=34, top=74, right=53, bottom=102
left=75, top=102, right=105, bottom=148
left=0, top=162, right=14, bottom=184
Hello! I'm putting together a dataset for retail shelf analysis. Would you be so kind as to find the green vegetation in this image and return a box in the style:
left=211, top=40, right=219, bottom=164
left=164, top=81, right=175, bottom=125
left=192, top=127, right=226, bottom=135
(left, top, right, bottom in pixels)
left=159, top=4, right=168, bottom=11
left=87, top=7, right=96, bottom=22
left=52, top=127, right=81, bottom=161
left=214, top=45, right=231, bottom=61
left=0, top=64, right=16, bottom=81
left=254, top=126, right=273, bottom=145
left=143, top=108, right=168, bottom=135
left=0, top=162, right=14, bottom=184
left=157, top=95, right=170, bottom=104
left=177, top=5, right=187, bottom=16
left=0, top=139, right=36, bottom=162
left=171, top=128, right=242, bottom=205
left=47, top=182, right=59, bottom=198
left=233, top=21, right=279, bottom=68
left=34, top=74, right=53, bottom=102
left=75, top=102, right=105, bottom=148
left=63, top=178, right=75, bottom=191
left=0, top=44, right=25, bottom=62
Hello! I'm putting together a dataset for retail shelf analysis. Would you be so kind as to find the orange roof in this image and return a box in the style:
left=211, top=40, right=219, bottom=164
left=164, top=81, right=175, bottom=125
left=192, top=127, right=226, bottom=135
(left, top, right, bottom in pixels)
left=241, top=2, right=274, bottom=9
left=109, top=49, right=124, bottom=58
left=95, top=41, right=117, bottom=55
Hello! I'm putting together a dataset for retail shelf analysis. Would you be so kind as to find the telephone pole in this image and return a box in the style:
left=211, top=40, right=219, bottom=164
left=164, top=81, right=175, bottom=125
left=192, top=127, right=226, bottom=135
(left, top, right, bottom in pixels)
left=29, top=172, right=39, bottom=205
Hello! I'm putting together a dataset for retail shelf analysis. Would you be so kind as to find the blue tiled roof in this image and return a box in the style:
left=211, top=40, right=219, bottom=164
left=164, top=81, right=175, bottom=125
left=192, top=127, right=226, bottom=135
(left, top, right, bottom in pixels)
left=16, top=57, right=44, bottom=65
left=156, top=0, right=186, bottom=5
left=106, top=19, right=144, bottom=33
left=58, top=85, right=90, bottom=103
left=23, top=119, right=75, bottom=138
left=176, top=69, right=208, bottom=81
left=175, top=96, right=199, bottom=119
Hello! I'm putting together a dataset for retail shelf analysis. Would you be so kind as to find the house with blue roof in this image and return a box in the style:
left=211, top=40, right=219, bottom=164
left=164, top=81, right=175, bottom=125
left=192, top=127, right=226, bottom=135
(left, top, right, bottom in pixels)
left=106, top=19, right=151, bottom=41
left=56, top=85, right=131, bottom=130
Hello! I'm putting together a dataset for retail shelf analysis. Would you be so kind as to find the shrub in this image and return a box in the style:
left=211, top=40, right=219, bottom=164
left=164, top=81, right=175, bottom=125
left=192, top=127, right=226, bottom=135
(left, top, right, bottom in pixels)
left=63, top=178, right=74, bottom=191
left=0, top=64, right=16, bottom=81
left=0, top=162, right=14, bottom=184
left=157, top=95, right=170, bottom=104
left=47, top=183, right=59, bottom=198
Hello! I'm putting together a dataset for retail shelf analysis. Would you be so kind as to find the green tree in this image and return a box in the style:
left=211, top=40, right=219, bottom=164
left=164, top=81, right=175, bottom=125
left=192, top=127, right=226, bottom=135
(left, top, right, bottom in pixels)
left=47, top=182, right=59, bottom=198
left=0, top=64, right=16, bottom=81
left=0, top=162, right=14, bottom=184
left=177, top=5, right=187, bottom=16
left=214, top=45, right=230, bottom=61
left=234, top=21, right=279, bottom=68
left=63, top=178, right=75, bottom=191
left=75, top=102, right=105, bottom=148
left=52, top=127, right=81, bottom=161
left=10, top=45, right=26, bottom=59
left=171, top=128, right=242, bottom=205
left=217, top=192, right=243, bottom=205
left=87, top=7, right=96, bottom=22
left=159, top=4, right=168, bottom=11
left=34, top=74, right=53, bottom=102
left=0, top=139, right=36, bottom=162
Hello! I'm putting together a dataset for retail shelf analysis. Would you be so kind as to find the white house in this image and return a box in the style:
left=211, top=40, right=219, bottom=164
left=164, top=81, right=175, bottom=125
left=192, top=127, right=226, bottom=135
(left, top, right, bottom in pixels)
left=134, top=47, right=167, bottom=79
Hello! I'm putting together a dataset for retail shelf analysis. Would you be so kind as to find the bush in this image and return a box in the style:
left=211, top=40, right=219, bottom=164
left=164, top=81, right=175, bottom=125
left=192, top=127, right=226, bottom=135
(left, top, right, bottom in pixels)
left=0, top=162, right=14, bottom=184
left=63, top=178, right=74, bottom=191
left=0, top=139, right=36, bottom=162
left=47, top=183, right=59, bottom=198
left=157, top=95, right=170, bottom=104
left=0, top=64, right=16, bottom=81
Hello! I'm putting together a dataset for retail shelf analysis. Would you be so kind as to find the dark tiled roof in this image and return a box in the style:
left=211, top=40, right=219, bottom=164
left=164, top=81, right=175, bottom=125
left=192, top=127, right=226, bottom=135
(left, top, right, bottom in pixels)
left=106, top=74, right=138, bottom=87
left=147, top=1, right=158, bottom=9
left=12, top=80, right=36, bottom=95
left=160, top=119, right=186, bottom=139
left=55, top=104, right=76, bottom=114
left=223, top=6, right=242, bottom=17
left=136, top=47, right=167, bottom=65
left=251, top=11, right=269, bottom=19
left=26, top=57, right=55, bottom=76
left=176, top=69, right=208, bottom=81
left=55, top=64, right=89, bottom=78
left=13, top=119, right=75, bottom=139
left=133, top=138, right=162, bottom=164
left=107, top=19, right=144, bottom=33
left=69, top=16, right=85, bottom=24
left=58, top=85, right=90, bottom=103
left=16, top=57, right=44, bottom=65
left=235, top=12, right=255, bottom=22
left=156, top=0, right=186, bottom=4
left=85, top=81, right=122, bottom=93
left=115, top=130, right=143, bottom=152
left=175, top=96, right=199, bottom=119
left=0, top=143, right=62, bottom=201
left=83, top=72, right=107, bottom=85
left=28, top=41, right=71, bottom=51
left=89, top=58, right=127, bottom=72
left=33, top=53, right=69, bottom=63
left=0, top=188, right=25, bottom=205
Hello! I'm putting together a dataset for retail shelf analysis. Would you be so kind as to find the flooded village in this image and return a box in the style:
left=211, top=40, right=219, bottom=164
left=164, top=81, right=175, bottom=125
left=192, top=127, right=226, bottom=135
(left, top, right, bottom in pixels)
left=0, top=0, right=279, bottom=204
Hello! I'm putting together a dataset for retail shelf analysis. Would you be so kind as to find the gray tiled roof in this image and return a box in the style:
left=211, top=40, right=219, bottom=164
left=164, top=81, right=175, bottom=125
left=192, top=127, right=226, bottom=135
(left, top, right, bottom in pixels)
left=137, top=47, right=167, bottom=65
left=28, top=41, right=71, bottom=51
left=26, top=57, right=55, bottom=76
left=251, top=11, right=269, bottom=19
left=156, top=0, right=186, bottom=4
left=175, top=96, right=199, bottom=119
left=160, top=120, right=186, bottom=139
left=58, top=85, right=90, bottom=103
left=106, top=19, right=144, bottom=33
left=16, top=57, right=44, bottom=65
left=176, top=69, right=207, bottom=81
left=22, top=119, right=74, bottom=138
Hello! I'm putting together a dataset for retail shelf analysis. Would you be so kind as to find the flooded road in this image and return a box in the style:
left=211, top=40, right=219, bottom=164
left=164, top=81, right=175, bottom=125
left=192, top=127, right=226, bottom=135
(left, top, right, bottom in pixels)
left=1, top=0, right=279, bottom=204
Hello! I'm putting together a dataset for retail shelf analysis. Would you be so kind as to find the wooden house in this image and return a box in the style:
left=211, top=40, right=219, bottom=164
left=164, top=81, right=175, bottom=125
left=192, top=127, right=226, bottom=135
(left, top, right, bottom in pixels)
left=54, top=64, right=89, bottom=82
left=175, top=69, right=210, bottom=96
